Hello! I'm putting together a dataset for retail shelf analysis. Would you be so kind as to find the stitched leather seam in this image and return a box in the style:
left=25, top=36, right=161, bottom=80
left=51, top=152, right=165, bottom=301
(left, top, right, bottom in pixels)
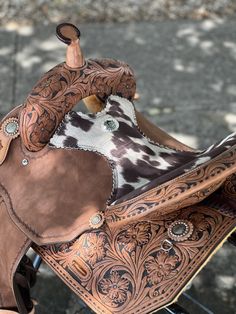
left=1, top=182, right=94, bottom=242
left=33, top=245, right=108, bottom=313
left=110, top=144, right=236, bottom=207
left=110, top=95, right=193, bottom=153
left=106, top=145, right=236, bottom=222
left=34, top=211, right=236, bottom=314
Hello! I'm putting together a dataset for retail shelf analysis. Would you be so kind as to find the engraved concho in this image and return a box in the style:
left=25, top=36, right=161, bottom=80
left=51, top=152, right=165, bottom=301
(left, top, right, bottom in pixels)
left=2, top=118, right=20, bottom=139
left=102, top=118, right=119, bottom=132
left=167, top=220, right=193, bottom=242
left=89, top=212, right=105, bottom=229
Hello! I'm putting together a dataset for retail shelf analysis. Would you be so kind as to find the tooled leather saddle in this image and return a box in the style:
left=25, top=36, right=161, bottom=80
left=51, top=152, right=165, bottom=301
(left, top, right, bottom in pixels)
left=0, top=23, right=235, bottom=314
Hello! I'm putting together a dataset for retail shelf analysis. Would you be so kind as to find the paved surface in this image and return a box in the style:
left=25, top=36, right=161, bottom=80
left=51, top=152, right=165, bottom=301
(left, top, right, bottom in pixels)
left=2, top=0, right=236, bottom=24
left=0, top=18, right=236, bottom=313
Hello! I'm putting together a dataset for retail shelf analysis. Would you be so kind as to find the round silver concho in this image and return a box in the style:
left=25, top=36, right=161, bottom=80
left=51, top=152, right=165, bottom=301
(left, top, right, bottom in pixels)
left=2, top=118, right=20, bottom=138
left=22, top=158, right=29, bottom=166
left=167, top=220, right=194, bottom=242
left=102, top=118, right=119, bottom=132
left=89, top=212, right=105, bottom=229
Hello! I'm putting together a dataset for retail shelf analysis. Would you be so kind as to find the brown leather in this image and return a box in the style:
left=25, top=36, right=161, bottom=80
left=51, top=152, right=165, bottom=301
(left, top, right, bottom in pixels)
left=0, top=124, right=113, bottom=245
left=20, top=58, right=136, bottom=152
left=2, top=98, right=236, bottom=314
left=0, top=199, right=30, bottom=309
left=136, top=110, right=196, bottom=152
left=34, top=175, right=236, bottom=314
left=0, top=133, right=13, bottom=166
left=105, top=143, right=236, bottom=225
left=0, top=107, right=113, bottom=312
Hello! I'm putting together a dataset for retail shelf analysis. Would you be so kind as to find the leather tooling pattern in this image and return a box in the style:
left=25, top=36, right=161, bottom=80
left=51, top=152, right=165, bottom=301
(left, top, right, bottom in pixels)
left=35, top=205, right=236, bottom=314
left=20, top=59, right=136, bottom=152
left=105, top=144, right=236, bottom=223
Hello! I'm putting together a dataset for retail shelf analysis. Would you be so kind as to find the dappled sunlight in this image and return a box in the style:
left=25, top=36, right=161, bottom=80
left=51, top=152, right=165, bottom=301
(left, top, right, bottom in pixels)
left=223, top=41, right=236, bottom=60
left=216, top=275, right=235, bottom=290
left=134, top=36, right=146, bottom=45
left=224, top=113, right=236, bottom=132
left=226, top=85, right=236, bottom=96
left=5, top=22, right=34, bottom=36
left=17, top=25, right=34, bottom=36
left=16, top=49, right=41, bottom=69
left=209, top=79, right=223, bottom=92
left=173, top=58, right=198, bottom=73
left=199, top=40, right=215, bottom=55
left=40, top=37, right=62, bottom=51
left=200, top=19, right=223, bottom=31
left=178, top=242, right=236, bottom=313
left=41, top=61, right=60, bottom=72
left=169, top=132, right=199, bottom=149
left=176, top=19, right=223, bottom=55
left=0, top=46, right=12, bottom=56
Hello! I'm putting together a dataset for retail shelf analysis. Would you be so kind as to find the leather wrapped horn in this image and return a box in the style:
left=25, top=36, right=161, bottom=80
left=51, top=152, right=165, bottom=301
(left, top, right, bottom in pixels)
left=19, top=23, right=136, bottom=152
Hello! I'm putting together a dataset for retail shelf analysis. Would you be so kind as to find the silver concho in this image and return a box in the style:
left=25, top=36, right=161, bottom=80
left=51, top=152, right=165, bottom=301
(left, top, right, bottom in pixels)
left=22, top=158, right=29, bottom=166
left=167, top=220, right=194, bottom=242
left=102, top=118, right=119, bottom=132
left=2, top=118, right=20, bottom=138
left=89, top=212, right=105, bottom=229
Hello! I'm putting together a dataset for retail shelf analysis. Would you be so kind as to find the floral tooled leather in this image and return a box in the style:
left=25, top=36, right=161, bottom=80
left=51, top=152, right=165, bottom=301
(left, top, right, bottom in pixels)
left=34, top=204, right=236, bottom=314
left=20, top=59, right=136, bottom=151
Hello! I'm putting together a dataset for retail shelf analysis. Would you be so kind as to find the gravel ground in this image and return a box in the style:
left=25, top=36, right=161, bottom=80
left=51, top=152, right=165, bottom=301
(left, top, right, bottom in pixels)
left=1, top=0, right=236, bottom=26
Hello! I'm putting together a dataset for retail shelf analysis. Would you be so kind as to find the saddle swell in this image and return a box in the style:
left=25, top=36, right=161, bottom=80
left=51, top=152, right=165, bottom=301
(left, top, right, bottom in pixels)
left=19, top=58, right=136, bottom=152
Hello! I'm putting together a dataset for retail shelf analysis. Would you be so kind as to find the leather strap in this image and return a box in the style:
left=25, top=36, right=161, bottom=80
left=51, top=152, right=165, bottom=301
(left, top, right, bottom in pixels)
left=0, top=132, right=13, bottom=166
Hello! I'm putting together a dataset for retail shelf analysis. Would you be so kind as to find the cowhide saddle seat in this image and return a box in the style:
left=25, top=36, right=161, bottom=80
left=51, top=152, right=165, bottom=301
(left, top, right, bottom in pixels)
left=0, top=23, right=236, bottom=314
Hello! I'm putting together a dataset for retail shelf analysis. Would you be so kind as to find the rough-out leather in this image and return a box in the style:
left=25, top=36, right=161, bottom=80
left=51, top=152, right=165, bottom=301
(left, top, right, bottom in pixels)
left=0, top=106, right=113, bottom=311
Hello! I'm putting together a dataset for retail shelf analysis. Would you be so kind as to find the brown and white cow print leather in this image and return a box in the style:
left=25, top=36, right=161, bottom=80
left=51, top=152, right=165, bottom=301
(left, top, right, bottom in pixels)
left=50, top=95, right=236, bottom=203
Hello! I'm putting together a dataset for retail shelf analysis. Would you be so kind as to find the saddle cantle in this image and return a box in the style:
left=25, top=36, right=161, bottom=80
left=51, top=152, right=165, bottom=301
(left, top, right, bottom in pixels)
left=0, top=23, right=235, bottom=314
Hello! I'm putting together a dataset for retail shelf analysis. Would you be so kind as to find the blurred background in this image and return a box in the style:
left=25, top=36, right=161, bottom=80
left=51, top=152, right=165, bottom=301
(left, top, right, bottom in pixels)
left=0, top=1, right=236, bottom=313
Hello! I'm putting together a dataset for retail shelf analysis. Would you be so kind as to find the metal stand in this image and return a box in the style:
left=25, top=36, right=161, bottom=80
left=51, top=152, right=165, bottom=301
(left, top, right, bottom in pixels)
left=163, top=303, right=190, bottom=314
left=228, top=231, right=236, bottom=247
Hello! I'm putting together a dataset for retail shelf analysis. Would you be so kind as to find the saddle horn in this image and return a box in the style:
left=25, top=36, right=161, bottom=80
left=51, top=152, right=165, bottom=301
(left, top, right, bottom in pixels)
left=19, top=23, right=136, bottom=152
